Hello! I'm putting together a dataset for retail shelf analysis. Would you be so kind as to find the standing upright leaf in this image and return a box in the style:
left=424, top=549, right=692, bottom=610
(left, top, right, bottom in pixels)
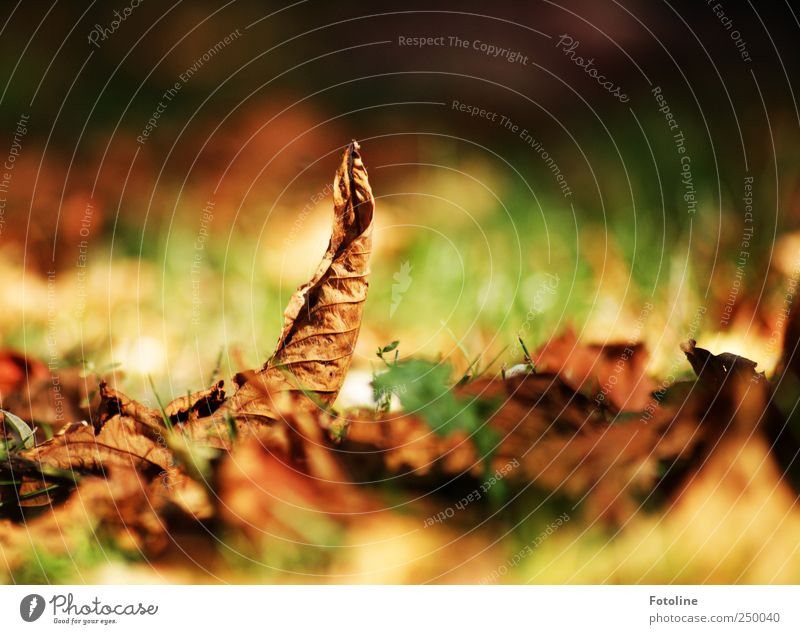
left=235, top=141, right=374, bottom=408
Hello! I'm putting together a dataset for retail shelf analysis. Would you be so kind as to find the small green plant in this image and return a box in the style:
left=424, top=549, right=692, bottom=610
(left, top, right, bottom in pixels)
left=1, top=409, right=36, bottom=450
left=372, top=357, right=500, bottom=469
left=147, top=375, right=174, bottom=433
left=518, top=336, right=535, bottom=371
left=224, top=411, right=238, bottom=443
left=374, top=341, right=400, bottom=413
left=147, top=376, right=216, bottom=485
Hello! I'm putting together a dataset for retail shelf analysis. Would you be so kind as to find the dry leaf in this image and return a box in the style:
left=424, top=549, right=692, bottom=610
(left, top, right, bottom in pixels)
left=165, top=380, right=226, bottom=424
left=0, top=350, right=97, bottom=436
left=0, top=350, right=47, bottom=397
left=233, top=141, right=374, bottom=410
left=23, top=417, right=172, bottom=475
left=0, top=467, right=167, bottom=577
left=218, top=437, right=342, bottom=542
left=96, top=382, right=164, bottom=433
left=533, top=328, right=657, bottom=411
left=343, top=369, right=711, bottom=522
left=680, top=338, right=763, bottom=387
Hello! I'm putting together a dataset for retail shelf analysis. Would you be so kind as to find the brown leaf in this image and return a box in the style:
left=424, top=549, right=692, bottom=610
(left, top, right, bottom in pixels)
left=96, top=381, right=164, bottom=432
left=164, top=380, right=226, bottom=425
left=217, top=431, right=370, bottom=544
left=176, top=143, right=375, bottom=451
left=532, top=328, right=657, bottom=411
left=22, top=417, right=172, bottom=475
left=680, top=338, right=763, bottom=387
left=0, top=349, right=48, bottom=396
left=344, top=413, right=481, bottom=479
left=0, top=467, right=168, bottom=578
left=0, top=143, right=379, bottom=562
left=342, top=368, right=717, bottom=523
left=779, top=286, right=800, bottom=378
left=0, top=351, right=97, bottom=436
left=234, top=141, right=374, bottom=409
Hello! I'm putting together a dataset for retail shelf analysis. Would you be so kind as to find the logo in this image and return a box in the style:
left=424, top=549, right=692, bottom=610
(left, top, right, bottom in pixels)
left=20, top=594, right=45, bottom=622
left=390, top=260, right=413, bottom=317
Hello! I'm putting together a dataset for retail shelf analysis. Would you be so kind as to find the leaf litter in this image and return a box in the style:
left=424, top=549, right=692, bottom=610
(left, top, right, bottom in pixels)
left=0, top=141, right=798, bottom=581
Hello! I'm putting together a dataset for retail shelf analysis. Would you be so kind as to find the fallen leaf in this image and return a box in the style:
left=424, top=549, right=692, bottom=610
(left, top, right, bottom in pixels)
left=0, top=352, right=98, bottom=436
left=343, top=365, right=717, bottom=522
left=165, top=381, right=226, bottom=425
left=0, top=467, right=168, bottom=579
left=22, top=417, right=172, bottom=475
left=680, top=338, right=763, bottom=387
left=0, top=350, right=48, bottom=397
left=532, top=328, right=657, bottom=411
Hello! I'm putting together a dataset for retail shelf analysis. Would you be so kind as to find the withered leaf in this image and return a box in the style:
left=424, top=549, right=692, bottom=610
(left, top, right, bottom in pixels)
left=233, top=141, right=374, bottom=410
left=0, top=467, right=177, bottom=575
left=164, top=380, right=226, bottom=425
left=96, top=382, right=164, bottom=433
left=532, top=328, right=657, bottom=411
left=175, top=143, right=375, bottom=449
left=217, top=429, right=372, bottom=544
left=10, top=137, right=379, bottom=525
left=0, top=350, right=97, bottom=437
left=343, top=367, right=714, bottom=523
left=22, top=417, right=172, bottom=475
left=680, top=338, right=763, bottom=387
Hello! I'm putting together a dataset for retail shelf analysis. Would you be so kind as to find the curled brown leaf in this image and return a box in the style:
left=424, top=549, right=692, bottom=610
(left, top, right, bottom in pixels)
left=234, top=141, right=374, bottom=409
